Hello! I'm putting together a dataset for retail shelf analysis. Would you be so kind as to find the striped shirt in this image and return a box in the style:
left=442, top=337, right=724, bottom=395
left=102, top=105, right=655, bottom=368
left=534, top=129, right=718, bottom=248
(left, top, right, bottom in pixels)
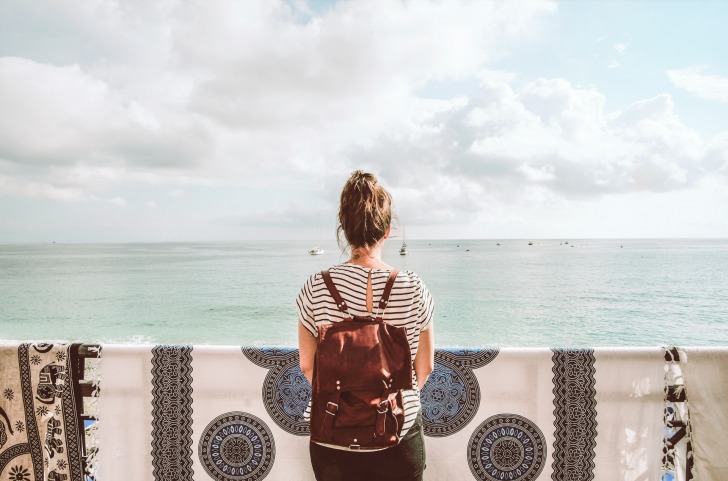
left=296, top=263, right=434, bottom=446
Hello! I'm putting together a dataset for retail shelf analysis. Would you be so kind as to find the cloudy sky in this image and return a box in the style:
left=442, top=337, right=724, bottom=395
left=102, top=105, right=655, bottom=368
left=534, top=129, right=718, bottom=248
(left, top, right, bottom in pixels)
left=1, top=0, right=727, bottom=242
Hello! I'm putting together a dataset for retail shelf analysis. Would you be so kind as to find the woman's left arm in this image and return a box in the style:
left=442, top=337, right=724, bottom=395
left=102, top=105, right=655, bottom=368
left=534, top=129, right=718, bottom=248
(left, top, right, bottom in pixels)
left=298, top=321, right=317, bottom=384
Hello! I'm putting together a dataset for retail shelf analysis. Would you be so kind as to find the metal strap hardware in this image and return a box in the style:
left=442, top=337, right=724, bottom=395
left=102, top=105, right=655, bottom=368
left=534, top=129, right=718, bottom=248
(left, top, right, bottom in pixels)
left=326, top=402, right=339, bottom=415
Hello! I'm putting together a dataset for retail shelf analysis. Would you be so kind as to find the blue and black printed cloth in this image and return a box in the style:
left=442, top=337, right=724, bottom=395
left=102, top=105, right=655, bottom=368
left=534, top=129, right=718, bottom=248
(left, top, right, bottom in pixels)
left=3, top=344, right=726, bottom=480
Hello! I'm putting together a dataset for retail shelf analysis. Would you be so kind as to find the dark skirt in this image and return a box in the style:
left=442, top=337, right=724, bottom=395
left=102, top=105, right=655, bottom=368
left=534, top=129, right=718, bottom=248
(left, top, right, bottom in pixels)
left=309, top=413, right=425, bottom=481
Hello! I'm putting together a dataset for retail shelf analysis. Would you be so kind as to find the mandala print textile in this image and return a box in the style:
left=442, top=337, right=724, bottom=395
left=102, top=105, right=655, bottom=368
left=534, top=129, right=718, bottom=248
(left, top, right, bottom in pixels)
left=420, top=348, right=499, bottom=438
left=424, top=348, right=670, bottom=481
left=188, top=347, right=283, bottom=480
left=97, top=345, right=309, bottom=481
left=242, top=348, right=310, bottom=436
left=0, top=342, right=85, bottom=481
left=89, top=345, right=716, bottom=481
left=423, top=348, right=556, bottom=481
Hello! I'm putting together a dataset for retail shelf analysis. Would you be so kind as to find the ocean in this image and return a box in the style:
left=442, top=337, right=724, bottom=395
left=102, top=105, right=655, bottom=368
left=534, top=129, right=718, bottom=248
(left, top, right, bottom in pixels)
left=1, top=239, right=726, bottom=347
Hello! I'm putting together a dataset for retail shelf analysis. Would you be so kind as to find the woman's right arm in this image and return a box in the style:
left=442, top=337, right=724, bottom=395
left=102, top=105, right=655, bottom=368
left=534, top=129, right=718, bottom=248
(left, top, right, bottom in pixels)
left=298, top=321, right=317, bottom=384
left=413, top=323, right=434, bottom=390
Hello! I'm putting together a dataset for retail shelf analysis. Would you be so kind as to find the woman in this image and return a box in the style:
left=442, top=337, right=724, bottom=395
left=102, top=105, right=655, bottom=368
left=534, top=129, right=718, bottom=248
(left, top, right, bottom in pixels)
left=297, top=170, right=435, bottom=481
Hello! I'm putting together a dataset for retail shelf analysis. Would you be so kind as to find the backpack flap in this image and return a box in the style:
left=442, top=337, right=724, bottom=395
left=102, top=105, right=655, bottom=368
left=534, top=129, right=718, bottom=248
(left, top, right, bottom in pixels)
left=315, top=321, right=413, bottom=393
left=311, top=388, right=406, bottom=447
left=329, top=390, right=388, bottom=428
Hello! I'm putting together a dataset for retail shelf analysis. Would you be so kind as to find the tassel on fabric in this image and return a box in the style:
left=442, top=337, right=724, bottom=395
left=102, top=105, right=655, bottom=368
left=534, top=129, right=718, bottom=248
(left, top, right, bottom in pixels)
left=662, top=346, right=694, bottom=481
left=84, top=345, right=102, bottom=480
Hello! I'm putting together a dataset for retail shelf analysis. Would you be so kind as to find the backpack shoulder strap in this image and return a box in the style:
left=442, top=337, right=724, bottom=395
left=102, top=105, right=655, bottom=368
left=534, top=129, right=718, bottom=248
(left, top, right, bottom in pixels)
left=321, top=270, right=349, bottom=314
left=377, top=269, right=400, bottom=311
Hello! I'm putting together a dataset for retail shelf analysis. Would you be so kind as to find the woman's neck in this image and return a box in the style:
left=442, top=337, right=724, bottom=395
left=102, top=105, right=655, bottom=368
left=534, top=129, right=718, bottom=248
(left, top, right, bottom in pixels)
left=348, top=243, right=391, bottom=269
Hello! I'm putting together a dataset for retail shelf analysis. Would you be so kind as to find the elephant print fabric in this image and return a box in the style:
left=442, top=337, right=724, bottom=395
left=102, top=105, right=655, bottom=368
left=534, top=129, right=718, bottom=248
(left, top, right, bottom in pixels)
left=0, top=343, right=85, bottom=481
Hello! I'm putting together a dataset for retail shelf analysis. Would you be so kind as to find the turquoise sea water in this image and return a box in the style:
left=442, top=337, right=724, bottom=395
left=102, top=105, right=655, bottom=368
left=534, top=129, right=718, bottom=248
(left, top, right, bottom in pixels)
left=1, top=239, right=726, bottom=347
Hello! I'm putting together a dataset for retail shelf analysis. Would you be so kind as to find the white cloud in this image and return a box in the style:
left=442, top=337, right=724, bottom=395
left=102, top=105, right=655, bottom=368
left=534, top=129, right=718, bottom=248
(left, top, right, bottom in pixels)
left=108, top=197, right=127, bottom=207
left=345, top=76, right=713, bottom=226
left=668, top=66, right=728, bottom=103
left=470, top=80, right=667, bottom=192
left=145, top=201, right=158, bottom=208
left=477, top=68, right=518, bottom=85
left=614, top=42, right=629, bottom=55
left=0, top=57, right=215, bottom=172
left=0, top=175, right=90, bottom=202
left=518, top=163, right=557, bottom=182
left=0, top=0, right=558, bottom=206
left=0, top=0, right=725, bottom=239
left=606, top=41, right=628, bottom=70
left=703, top=132, right=728, bottom=176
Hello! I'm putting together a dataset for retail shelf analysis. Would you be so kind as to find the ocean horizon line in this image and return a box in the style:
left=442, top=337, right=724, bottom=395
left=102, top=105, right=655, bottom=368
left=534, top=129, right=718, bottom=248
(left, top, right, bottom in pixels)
left=2, top=237, right=727, bottom=246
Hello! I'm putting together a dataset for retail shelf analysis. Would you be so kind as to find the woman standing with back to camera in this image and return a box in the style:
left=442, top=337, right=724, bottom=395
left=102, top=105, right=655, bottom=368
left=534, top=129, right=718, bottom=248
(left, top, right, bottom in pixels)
left=297, top=170, right=435, bottom=481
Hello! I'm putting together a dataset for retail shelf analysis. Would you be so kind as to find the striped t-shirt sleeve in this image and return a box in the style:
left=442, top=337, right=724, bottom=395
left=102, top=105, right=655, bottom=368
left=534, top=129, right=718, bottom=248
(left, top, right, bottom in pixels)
left=417, top=276, right=435, bottom=331
left=296, top=273, right=318, bottom=337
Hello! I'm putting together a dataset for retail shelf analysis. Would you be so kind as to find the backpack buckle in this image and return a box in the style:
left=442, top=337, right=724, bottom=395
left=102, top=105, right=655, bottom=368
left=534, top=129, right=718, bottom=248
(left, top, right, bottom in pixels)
left=377, top=399, right=390, bottom=414
left=326, top=402, right=339, bottom=415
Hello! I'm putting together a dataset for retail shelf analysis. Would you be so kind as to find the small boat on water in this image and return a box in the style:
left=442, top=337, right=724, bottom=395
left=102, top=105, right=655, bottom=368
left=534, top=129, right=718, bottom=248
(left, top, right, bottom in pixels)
left=309, top=213, right=324, bottom=256
left=399, top=227, right=408, bottom=255
left=528, top=241, right=533, bottom=246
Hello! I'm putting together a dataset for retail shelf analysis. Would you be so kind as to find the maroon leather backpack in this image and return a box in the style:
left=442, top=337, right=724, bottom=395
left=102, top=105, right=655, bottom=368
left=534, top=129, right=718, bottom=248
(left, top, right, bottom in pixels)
left=310, top=269, right=413, bottom=450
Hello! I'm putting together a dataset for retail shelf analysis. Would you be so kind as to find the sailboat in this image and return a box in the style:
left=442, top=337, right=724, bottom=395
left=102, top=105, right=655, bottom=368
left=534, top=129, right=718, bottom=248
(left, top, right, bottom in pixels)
left=399, top=226, right=408, bottom=255
left=308, top=213, right=324, bottom=256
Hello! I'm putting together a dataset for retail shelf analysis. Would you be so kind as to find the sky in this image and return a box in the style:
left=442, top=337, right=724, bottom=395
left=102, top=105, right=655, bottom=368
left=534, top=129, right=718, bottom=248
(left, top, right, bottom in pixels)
left=0, top=0, right=727, bottom=242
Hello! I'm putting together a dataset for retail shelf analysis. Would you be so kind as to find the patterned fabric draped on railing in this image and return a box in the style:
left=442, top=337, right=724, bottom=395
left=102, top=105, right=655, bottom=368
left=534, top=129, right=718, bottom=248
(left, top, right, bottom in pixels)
left=2, top=344, right=726, bottom=481
left=0, top=343, right=85, bottom=481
